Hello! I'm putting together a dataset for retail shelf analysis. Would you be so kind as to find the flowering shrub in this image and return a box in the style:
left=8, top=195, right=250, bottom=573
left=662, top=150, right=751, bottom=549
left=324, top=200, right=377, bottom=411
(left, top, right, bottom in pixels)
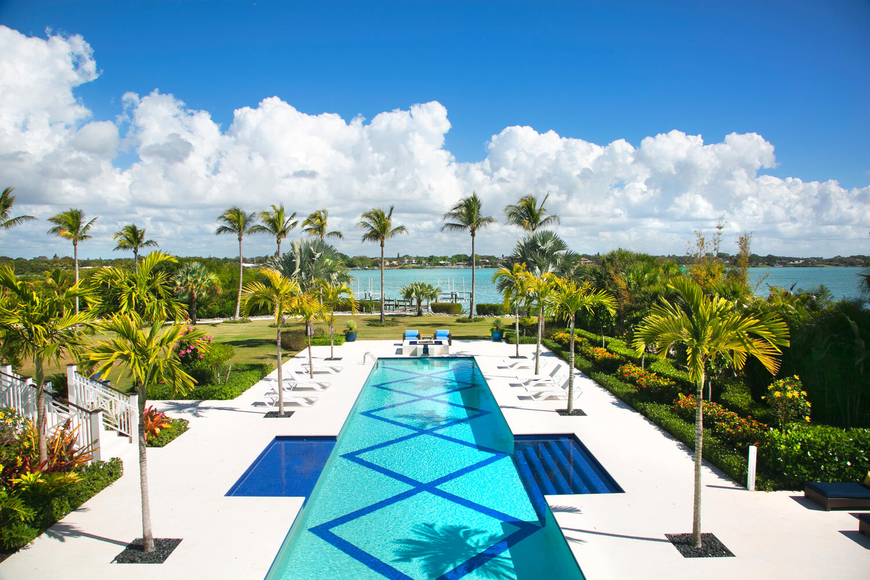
left=616, top=363, right=683, bottom=403
left=0, top=408, right=34, bottom=487
left=673, top=394, right=768, bottom=450
left=762, top=375, right=810, bottom=429
left=173, top=326, right=213, bottom=367
left=551, top=332, right=589, bottom=352
left=580, top=345, right=626, bottom=372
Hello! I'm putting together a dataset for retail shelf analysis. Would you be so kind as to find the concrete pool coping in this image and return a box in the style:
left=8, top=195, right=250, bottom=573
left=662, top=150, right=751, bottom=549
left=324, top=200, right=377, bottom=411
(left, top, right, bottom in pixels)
left=1, top=339, right=867, bottom=579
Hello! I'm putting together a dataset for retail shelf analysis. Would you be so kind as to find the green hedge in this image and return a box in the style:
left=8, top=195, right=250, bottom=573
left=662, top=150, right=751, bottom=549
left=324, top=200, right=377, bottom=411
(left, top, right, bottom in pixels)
left=475, top=303, right=507, bottom=316
left=455, top=317, right=485, bottom=323
left=431, top=302, right=462, bottom=315
left=147, top=417, right=189, bottom=447
left=759, top=425, right=870, bottom=489
left=310, top=334, right=345, bottom=347
left=149, top=363, right=271, bottom=400
left=504, top=331, right=538, bottom=344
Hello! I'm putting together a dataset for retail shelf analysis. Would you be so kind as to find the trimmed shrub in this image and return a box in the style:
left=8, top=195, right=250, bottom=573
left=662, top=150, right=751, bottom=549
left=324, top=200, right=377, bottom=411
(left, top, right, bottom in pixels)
left=503, top=331, right=538, bottom=344
left=673, top=394, right=768, bottom=451
left=431, top=302, right=462, bottom=315
left=455, top=317, right=484, bottom=323
left=309, top=334, right=346, bottom=347
left=647, top=359, right=693, bottom=390
left=147, top=417, right=189, bottom=447
left=615, top=363, right=683, bottom=403
left=149, top=363, right=270, bottom=400
left=579, top=346, right=626, bottom=373
left=475, top=303, right=507, bottom=316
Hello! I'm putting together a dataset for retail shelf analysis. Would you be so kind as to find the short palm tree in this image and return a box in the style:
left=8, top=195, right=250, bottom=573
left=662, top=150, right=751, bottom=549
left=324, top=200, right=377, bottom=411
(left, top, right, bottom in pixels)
left=632, top=276, right=789, bottom=549
left=0, top=187, right=37, bottom=229
left=493, top=263, right=532, bottom=358
left=288, top=290, right=328, bottom=378
left=91, top=251, right=185, bottom=322
left=358, top=206, right=407, bottom=323
left=442, top=193, right=497, bottom=319
left=243, top=269, right=301, bottom=415
left=216, top=207, right=258, bottom=320
left=547, top=277, right=616, bottom=412
left=89, top=313, right=206, bottom=554
left=175, top=261, right=221, bottom=324
left=250, top=204, right=297, bottom=257
left=527, top=273, right=559, bottom=374
left=47, top=208, right=98, bottom=314
left=113, top=224, right=158, bottom=270
left=401, top=281, right=441, bottom=316
left=317, top=279, right=357, bottom=359
left=0, top=266, right=93, bottom=465
left=504, top=192, right=560, bottom=232
left=302, top=209, right=343, bottom=241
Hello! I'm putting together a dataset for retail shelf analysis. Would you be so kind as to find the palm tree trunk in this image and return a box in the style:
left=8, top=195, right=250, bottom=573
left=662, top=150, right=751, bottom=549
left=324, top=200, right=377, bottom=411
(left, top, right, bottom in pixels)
left=190, top=293, right=198, bottom=325
left=235, top=237, right=243, bottom=320
left=692, top=374, right=705, bottom=548
left=535, top=304, right=543, bottom=374
left=379, top=242, right=385, bottom=324
left=276, top=239, right=281, bottom=258
left=567, top=319, right=576, bottom=413
left=307, top=334, right=314, bottom=379
left=277, top=325, right=284, bottom=416
left=329, top=313, right=335, bottom=359
left=469, top=233, right=476, bottom=319
left=134, top=248, right=139, bottom=272
left=74, top=240, right=79, bottom=315
left=514, top=306, right=520, bottom=358
left=35, top=356, right=47, bottom=465
left=137, top=382, right=154, bottom=552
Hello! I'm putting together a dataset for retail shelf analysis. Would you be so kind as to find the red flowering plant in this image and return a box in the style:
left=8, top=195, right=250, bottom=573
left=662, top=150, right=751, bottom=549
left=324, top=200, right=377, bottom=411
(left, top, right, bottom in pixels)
left=582, top=346, right=626, bottom=372
left=616, top=363, right=682, bottom=403
left=172, top=326, right=213, bottom=368
left=673, top=394, right=768, bottom=451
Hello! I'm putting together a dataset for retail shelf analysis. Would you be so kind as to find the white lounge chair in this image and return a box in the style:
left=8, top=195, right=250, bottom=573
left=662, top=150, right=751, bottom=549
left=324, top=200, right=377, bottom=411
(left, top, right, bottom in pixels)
left=263, top=387, right=319, bottom=408
left=499, top=354, right=538, bottom=369
left=511, top=364, right=562, bottom=385
left=525, top=378, right=584, bottom=401
left=287, top=377, right=331, bottom=391
left=301, top=362, right=344, bottom=375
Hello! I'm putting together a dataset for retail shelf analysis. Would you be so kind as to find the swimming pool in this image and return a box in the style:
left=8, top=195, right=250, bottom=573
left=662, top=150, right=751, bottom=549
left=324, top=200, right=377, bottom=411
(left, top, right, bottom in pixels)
left=265, top=357, right=586, bottom=579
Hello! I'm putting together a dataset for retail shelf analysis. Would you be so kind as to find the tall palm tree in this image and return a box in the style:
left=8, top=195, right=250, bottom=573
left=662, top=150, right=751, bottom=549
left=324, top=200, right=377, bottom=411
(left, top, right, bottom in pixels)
left=547, top=277, right=616, bottom=412
left=504, top=192, right=560, bottom=232
left=215, top=207, right=258, bottom=320
left=401, top=281, right=441, bottom=316
left=358, top=206, right=407, bottom=323
left=47, top=208, right=98, bottom=314
left=89, top=313, right=205, bottom=554
left=250, top=204, right=297, bottom=257
left=0, top=266, right=93, bottom=464
left=113, top=224, right=158, bottom=270
left=508, top=230, right=570, bottom=277
left=494, top=263, right=532, bottom=358
left=302, top=209, right=343, bottom=241
left=271, top=238, right=348, bottom=293
left=242, top=269, right=301, bottom=415
left=442, top=193, right=497, bottom=319
left=288, top=290, right=328, bottom=378
left=632, top=276, right=789, bottom=549
left=317, top=279, right=358, bottom=359
left=91, top=252, right=185, bottom=322
left=527, top=273, right=559, bottom=374
left=174, top=261, right=221, bottom=324
left=0, top=187, right=37, bottom=229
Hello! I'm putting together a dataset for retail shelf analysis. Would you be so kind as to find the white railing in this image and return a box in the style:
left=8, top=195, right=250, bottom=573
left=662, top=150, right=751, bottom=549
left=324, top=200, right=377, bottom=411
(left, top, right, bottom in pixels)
left=66, top=365, right=137, bottom=442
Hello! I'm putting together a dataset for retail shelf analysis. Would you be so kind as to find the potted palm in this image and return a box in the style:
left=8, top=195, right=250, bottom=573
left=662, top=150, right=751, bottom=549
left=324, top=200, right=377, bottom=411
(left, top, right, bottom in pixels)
left=490, top=318, right=504, bottom=342
left=344, top=320, right=358, bottom=342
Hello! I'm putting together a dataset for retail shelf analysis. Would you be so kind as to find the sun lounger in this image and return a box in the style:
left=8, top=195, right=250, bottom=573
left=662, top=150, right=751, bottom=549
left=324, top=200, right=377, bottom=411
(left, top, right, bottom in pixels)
left=526, top=384, right=584, bottom=401
left=500, top=355, right=542, bottom=370
left=510, top=364, right=561, bottom=385
left=859, top=513, right=870, bottom=535
left=263, top=387, right=318, bottom=408
left=287, top=377, right=332, bottom=391
left=301, top=362, right=344, bottom=375
left=804, top=480, right=870, bottom=510
left=434, top=329, right=452, bottom=345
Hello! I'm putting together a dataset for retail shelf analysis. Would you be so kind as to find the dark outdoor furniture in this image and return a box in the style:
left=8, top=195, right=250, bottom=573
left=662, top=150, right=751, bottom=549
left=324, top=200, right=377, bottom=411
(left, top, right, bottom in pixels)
left=859, top=513, right=870, bottom=536
left=804, top=482, right=870, bottom=511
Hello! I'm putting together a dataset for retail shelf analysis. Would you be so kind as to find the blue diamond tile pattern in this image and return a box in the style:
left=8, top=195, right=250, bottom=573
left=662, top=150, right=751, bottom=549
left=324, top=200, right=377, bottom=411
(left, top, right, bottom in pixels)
left=265, top=358, right=585, bottom=580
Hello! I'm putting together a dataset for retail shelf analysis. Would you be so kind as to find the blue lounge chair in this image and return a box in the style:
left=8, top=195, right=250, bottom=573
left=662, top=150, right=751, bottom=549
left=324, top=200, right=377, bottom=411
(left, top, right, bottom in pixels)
left=434, top=329, right=452, bottom=345
left=403, top=330, right=419, bottom=343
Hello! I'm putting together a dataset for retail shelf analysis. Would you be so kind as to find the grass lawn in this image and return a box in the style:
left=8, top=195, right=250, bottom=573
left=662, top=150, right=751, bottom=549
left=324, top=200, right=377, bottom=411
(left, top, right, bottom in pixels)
left=12, top=314, right=499, bottom=392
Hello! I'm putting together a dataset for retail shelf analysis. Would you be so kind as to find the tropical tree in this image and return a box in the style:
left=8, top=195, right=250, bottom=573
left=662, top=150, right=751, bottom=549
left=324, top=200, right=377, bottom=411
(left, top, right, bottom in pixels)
left=547, top=277, right=616, bottom=412
left=527, top=273, right=559, bottom=374
left=272, top=238, right=349, bottom=293
left=113, top=224, right=158, bottom=270
left=358, top=206, right=407, bottom=323
left=242, top=269, right=301, bottom=415
left=251, top=204, right=297, bottom=257
left=442, top=193, right=497, bottom=319
left=89, top=313, right=206, bottom=554
left=317, top=279, right=358, bottom=358
left=47, top=208, right=98, bottom=314
left=302, top=209, right=343, bottom=241
left=507, top=230, right=570, bottom=276
left=215, top=207, right=258, bottom=320
left=504, top=192, right=560, bottom=232
left=174, top=262, right=221, bottom=324
left=401, top=281, right=441, bottom=316
left=91, top=252, right=185, bottom=322
left=0, top=266, right=93, bottom=464
left=288, top=290, right=328, bottom=378
left=494, top=263, right=532, bottom=358
left=632, top=276, right=789, bottom=548
left=0, top=187, right=36, bottom=229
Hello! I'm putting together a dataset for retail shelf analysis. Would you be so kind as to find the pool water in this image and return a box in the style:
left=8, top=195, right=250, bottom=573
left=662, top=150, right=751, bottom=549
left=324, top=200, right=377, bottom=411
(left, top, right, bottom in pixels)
left=265, top=357, right=586, bottom=580
left=227, top=437, right=337, bottom=498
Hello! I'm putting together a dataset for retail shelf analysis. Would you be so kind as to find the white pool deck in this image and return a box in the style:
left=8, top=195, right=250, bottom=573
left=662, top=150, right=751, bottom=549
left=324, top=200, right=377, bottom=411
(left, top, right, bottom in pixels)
left=1, top=339, right=867, bottom=579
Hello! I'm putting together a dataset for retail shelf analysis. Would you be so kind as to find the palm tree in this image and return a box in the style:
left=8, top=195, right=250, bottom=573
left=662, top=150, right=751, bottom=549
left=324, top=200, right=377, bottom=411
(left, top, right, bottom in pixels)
left=401, top=281, right=441, bottom=316
left=89, top=313, right=206, bottom=554
left=0, top=266, right=93, bottom=464
left=113, top=224, right=158, bottom=270
left=442, top=193, right=497, bottom=319
left=547, top=277, right=616, bottom=412
left=47, top=208, right=98, bottom=314
left=0, top=187, right=37, bottom=229
left=357, top=206, right=407, bottom=323
left=493, top=263, right=532, bottom=358
left=504, top=192, right=560, bottom=232
left=527, top=273, right=559, bottom=374
left=632, top=276, right=789, bottom=549
left=250, top=204, right=297, bottom=257
left=91, top=252, right=185, bottom=322
left=317, top=279, right=358, bottom=359
left=508, top=230, right=570, bottom=276
left=243, top=269, right=301, bottom=415
left=174, top=262, right=221, bottom=324
left=215, top=207, right=258, bottom=320
left=288, top=290, right=328, bottom=378
left=302, top=209, right=343, bottom=241
left=271, top=238, right=348, bottom=293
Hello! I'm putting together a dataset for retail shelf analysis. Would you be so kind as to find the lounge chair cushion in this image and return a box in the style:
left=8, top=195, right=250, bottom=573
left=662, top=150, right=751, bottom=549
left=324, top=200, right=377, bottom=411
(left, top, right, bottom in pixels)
left=804, top=482, right=870, bottom=500
left=434, top=329, right=450, bottom=339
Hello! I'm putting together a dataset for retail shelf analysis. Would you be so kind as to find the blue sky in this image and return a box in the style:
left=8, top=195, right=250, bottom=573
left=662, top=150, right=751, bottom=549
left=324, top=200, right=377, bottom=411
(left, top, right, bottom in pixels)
left=0, top=0, right=868, bottom=259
